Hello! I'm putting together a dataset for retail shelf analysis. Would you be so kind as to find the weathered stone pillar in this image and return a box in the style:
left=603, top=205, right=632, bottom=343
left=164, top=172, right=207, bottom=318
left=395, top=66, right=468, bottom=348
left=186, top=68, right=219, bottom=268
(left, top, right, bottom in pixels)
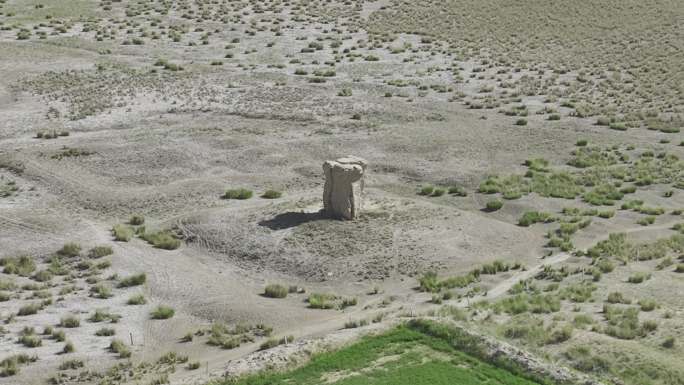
left=322, top=156, right=367, bottom=220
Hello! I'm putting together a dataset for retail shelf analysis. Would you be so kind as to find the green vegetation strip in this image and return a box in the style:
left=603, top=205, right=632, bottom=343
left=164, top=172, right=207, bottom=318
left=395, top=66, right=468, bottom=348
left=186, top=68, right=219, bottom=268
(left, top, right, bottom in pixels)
left=217, top=320, right=562, bottom=385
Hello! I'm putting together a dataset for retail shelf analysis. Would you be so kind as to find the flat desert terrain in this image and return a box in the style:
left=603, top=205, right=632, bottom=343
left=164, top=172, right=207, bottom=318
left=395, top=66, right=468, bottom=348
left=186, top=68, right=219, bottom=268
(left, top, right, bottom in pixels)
left=0, top=1, right=682, bottom=384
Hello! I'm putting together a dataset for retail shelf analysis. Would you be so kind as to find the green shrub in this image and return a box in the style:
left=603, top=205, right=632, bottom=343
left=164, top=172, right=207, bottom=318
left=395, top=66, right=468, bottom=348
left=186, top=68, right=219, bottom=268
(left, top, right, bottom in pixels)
left=675, top=264, right=684, bottom=273
left=638, top=299, right=658, bottom=311
left=52, top=330, right=65, bottom=342
left=627, top=272, right=650, bottom=283
left=59, top=315, right=80, bottom=328
left=662, top=337, right=676, bottom=348
left=89, top=309, right=121, bottom=323
left=88, top=245, right=113, bottom=258
left=606, top=292, right=630, bottom=304
left=187, top=361, right=201, bottom=370
left=515, top=118, right=527, bottom=126
left=518, top=211, right=553, bottom=226
left=307, top=293, right=336, bottom=309
left=57, top=243, right=81, bottom=258
left=62, top=341, right=75, bottom=353
left=141, top=231, right=181, bottom=250
left=58, top=359, right=84, bottom=370
left=1, top=256, right=36, bottom=276
left=118, top=273, right=146, bottom=288
left=129, top=215, right=145, bottom=225
left=222, top=188, right=253, bottom=200
left=95, top=328, right=116, bottom=337
left=418, top=272, right=440, bottom=292
left=151, top=305, right=175, bottom=319
left=263, top=284, right=288, bottom=298
left=431, top=188, right=446, bottom=197
left=17, top=303, right=42, bottom=316
left=259, top=335, right=294, bottom=350
left=448, top=186, right=467, bottom=196
left=127, top=294, right=147, bottom=305
left=18, top=335, right=42, bottom=348
left=109, top=339, right=131, bottom=358
left=32, top=270, right=53, bottom=282
left=261, top=190, right=282, bottom=199
left=112, top=224, right=133, bottom=241
left=91, top=284, right=113, bottom=299
left=485, top=200, right=503, bottom=211
left=418, top=186, right=434, bottom=196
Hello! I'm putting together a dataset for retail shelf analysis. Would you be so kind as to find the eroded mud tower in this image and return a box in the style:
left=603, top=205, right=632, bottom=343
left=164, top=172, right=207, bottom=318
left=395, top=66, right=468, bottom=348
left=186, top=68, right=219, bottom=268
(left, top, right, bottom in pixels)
left=322, top=156, right=367, bottom=220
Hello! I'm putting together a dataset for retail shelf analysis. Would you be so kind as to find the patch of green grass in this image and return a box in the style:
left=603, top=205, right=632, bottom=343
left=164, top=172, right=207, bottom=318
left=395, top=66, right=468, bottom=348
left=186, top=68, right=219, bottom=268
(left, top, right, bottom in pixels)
left=223, top=322, right=544, bottom=385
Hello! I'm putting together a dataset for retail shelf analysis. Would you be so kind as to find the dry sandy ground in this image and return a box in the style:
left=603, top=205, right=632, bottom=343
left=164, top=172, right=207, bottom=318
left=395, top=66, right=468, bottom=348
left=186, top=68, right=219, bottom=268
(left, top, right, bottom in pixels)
left=0, top=1, right=682, bottom=384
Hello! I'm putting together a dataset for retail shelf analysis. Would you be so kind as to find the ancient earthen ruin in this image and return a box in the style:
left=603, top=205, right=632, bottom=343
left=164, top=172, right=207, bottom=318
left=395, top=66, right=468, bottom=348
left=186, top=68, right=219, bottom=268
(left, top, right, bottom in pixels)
left=322, top=156, right=367, bottom=220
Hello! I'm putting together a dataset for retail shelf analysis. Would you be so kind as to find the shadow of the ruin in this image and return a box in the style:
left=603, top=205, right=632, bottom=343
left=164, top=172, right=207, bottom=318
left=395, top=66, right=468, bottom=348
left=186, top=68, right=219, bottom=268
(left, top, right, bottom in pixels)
left=258, top=210, right=327, bottom=230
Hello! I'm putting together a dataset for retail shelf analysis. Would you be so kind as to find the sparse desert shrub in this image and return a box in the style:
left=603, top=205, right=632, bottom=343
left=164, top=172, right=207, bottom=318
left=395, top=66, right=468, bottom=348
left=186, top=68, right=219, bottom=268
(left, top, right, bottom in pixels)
left=118, top=273, right=146, bottom=288
left=1, top=256, right=36, bottom=276
left=95, top=327, right=116, bottom=337
left=89, top=309, right=121, bottom=323
left=259, top=335, right=294, bottom=350
left=17, top=303, right=42, bottom=316
left=675, top=264, right=684, bottom=273
left=88, top=245, right=113, bottom=258
left=515, top=118, right=527, bottom=126
left=627, top=272, right=650, bottom=284
left=52, top=330, right=65, bottom=342
left=518, top=211, right=553, bottom=226
left=448, top=186, right=467, bottom=196
left=129, top=215, right=145, bottom=225
left=222, top=188, right=253, bottom=200
left=18, top=334, right=42, bottom=348
left=57, top=243, right=81, bottom=258
left=638, top=299, right=658, bottom=311
left=109, top=339, right=131, bottom=358
left=263, top=284, right=288, bottom=298
left=32, top=270, right=53, bottom=282
left=662, top=337, right=676, bottom=348
left=91, top=283, right=113, bottom=299
left=307, top=293, right=336, bottom=309
left=141, top=231, right=181, bottom=250
left=485, top=200, right=503, bottom=211
left=58, top=359, right=84, bottom=370
left=606, top=292, right=630, bottom=304
left=127, top=294, right=147, bottom=305
left=261, top=190, right=282, bottom=199
left=151, top=305, right=175, bottom=319
left=112, top=224, right=133, bottom=242
left=418, top=272, right=440, bottom=292
left=418, top=185, right=434, bottom=196
left=59, top=315, right=80, bottom=328
left=62, top=341, right=75, bottom=353
left=187, top=361, right=201, bottom=370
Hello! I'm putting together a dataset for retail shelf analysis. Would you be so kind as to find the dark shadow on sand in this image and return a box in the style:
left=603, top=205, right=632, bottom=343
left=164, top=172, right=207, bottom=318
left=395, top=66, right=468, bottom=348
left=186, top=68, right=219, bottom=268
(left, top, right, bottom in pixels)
left=258, top=210, right=327, bottom=230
